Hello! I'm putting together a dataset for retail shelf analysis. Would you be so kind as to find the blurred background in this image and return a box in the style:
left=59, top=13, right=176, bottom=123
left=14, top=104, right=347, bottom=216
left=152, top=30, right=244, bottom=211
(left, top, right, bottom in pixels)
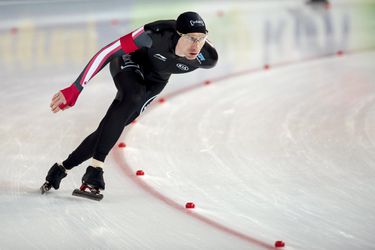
left=1, top=0, right=374, bottom=90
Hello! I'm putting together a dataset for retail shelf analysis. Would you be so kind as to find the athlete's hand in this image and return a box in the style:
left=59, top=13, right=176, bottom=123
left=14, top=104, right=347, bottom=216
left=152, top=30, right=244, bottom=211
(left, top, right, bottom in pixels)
left=50, top=91, right=70, bottom=113
left=50, top=83, right=81, bottom=113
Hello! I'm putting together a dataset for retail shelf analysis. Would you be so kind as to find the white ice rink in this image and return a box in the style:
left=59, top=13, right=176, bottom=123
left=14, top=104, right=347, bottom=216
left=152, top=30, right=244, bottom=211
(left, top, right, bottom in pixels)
left=1, top=1, right=375, bottom=250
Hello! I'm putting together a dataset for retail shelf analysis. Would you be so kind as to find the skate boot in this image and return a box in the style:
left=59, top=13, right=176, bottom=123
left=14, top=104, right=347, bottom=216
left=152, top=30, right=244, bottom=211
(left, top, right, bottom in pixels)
left=40, top=163, right=67, bottom=194
left=72, top=166, right=105, bottom=201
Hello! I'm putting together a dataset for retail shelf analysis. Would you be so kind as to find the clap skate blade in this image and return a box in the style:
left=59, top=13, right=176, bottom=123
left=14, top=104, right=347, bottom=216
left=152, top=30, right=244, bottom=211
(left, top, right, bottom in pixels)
left=40, top=182, right=52, bottom=194
left=72, top=184, right=103, bottom=201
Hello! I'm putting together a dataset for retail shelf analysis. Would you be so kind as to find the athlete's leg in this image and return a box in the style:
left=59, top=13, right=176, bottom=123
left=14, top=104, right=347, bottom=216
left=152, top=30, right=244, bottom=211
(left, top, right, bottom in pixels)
left=61, top=56, right=145, bottom=169
left=61, top=101, right=118, bottom=169
left=92, top=70, right=146, bottom=162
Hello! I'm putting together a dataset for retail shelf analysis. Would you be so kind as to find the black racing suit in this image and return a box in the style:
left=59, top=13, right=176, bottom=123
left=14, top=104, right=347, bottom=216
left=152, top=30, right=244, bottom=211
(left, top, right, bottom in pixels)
left=61, top=20, right=218, bottom=169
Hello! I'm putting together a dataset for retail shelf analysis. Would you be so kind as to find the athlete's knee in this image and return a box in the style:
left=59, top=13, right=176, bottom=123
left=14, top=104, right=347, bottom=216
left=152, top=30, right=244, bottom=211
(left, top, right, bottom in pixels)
left=111, top=93, right=145, bottom=124
left=117, top=92, right=144, bottom=108
left=113, top=79, right=145, bottom=103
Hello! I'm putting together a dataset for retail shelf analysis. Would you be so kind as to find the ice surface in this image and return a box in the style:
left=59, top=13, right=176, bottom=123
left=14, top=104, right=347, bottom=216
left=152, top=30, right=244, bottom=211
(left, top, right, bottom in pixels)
left=1, top=1, right=375, bottom=249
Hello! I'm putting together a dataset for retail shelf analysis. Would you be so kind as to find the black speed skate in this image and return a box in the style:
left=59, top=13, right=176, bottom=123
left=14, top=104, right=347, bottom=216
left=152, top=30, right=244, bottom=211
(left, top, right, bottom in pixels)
left=72, top=166, right=105, bottom=201
left=40, top=163, right=67, bottom=194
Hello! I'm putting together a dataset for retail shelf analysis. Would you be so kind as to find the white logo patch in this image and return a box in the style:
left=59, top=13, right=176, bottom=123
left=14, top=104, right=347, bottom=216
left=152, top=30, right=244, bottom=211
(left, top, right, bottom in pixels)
left=176, top=63, right=189, bottom=71
left=153, top=54, right=167, bottom=62
left=190, top=20, right=205, bottom=27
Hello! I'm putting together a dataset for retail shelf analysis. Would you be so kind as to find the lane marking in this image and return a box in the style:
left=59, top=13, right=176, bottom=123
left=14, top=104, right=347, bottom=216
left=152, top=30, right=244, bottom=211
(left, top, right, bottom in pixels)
left=112, top=47, right=375, bottom=248
left=112, top=149, right=275, bottom=249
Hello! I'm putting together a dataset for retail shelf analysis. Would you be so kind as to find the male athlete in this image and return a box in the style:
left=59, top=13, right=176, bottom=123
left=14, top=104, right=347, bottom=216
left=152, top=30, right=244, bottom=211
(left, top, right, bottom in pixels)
left=41, top=11, right=218, bottom=200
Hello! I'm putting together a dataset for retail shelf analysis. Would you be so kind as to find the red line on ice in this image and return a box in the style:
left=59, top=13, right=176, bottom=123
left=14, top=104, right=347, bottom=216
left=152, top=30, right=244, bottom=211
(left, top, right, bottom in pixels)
left=112, top=149, right=275, bottom=249
left=112, top=47, right=375, bottom=249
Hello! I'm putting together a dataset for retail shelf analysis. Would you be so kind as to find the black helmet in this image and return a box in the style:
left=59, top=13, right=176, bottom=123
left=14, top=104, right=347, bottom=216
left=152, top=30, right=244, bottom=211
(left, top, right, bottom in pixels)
left=176, top=11, right=208, bottom=34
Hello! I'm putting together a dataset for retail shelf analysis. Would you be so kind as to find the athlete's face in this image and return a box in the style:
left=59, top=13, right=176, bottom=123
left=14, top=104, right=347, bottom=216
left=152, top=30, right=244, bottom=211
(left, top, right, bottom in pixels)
left=175, top=32, right=207, bottom=60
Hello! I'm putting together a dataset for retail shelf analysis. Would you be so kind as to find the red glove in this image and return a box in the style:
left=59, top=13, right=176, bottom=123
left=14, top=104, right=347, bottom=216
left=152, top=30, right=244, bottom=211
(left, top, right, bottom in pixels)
left=58, top=83, right=81, bottom=110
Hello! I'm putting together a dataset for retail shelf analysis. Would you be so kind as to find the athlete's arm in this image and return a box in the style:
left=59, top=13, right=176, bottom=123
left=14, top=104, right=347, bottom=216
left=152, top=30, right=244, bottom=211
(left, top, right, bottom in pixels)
left=51, top=26, right=152, bottom=113
left=51, top=39, right=123, bottom=113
